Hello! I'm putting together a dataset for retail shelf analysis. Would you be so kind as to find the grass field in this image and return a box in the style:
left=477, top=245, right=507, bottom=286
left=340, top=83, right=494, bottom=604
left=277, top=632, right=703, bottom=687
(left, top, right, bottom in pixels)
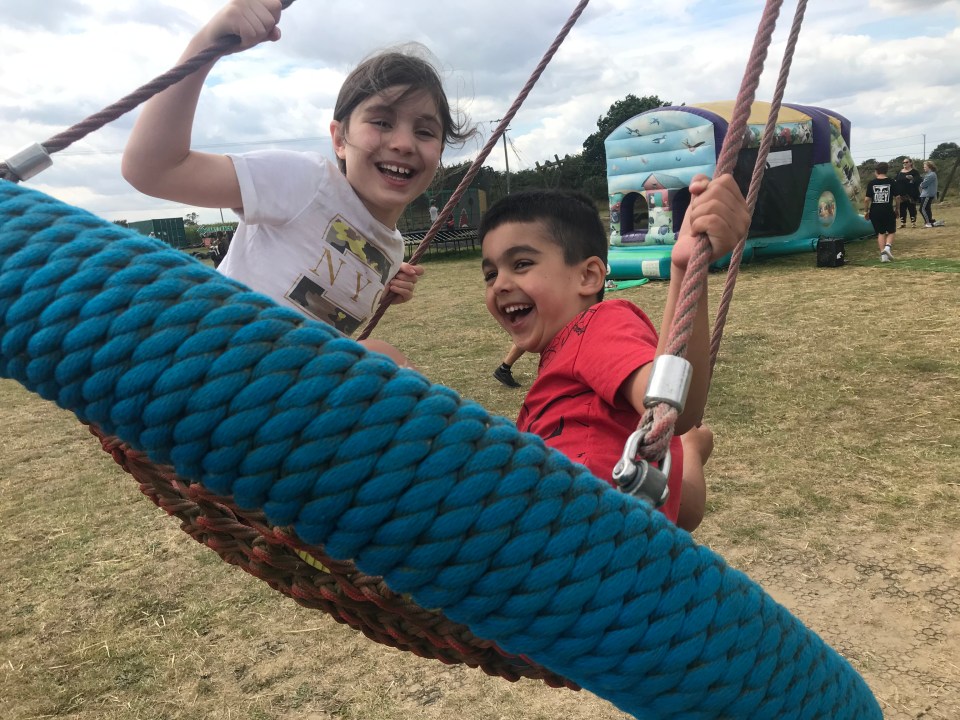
left=2, top=201, right=959, bottom=720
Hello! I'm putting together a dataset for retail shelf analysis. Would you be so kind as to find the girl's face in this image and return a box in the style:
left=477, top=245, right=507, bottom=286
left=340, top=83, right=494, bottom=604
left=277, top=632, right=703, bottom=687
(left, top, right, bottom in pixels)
left=331, top=86, right=443, bottom=228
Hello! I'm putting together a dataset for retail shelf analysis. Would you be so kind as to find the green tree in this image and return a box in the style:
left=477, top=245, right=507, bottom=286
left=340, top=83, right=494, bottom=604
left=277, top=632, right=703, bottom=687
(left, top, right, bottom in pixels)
left=183, top=211, right=199, bottom=226
left=581, top=94, right=670, bottom=180
left=930, top=142, right=959, bottom=161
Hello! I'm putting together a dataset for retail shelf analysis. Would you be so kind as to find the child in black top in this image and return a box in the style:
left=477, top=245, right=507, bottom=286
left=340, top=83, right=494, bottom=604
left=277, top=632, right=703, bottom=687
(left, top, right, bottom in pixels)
left=864, top=162, right=897, bottom=262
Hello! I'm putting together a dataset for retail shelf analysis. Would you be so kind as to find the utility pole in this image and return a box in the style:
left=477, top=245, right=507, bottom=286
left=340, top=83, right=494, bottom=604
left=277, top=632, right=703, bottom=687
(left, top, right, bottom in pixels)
left=492, top=119, right=510, bottom=195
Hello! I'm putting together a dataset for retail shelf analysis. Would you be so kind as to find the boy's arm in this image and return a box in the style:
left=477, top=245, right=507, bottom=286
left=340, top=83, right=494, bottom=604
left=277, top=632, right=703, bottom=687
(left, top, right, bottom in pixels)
left=121, top=0, right=283, bottom=210
left=621, top=174, right=749, bottom=435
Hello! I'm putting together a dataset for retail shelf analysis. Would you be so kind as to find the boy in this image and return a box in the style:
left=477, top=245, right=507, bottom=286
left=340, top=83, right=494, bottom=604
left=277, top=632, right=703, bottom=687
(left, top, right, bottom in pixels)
left=864, top=162, right=897, bottom=262
left=479, top=178, right=750, bottom=531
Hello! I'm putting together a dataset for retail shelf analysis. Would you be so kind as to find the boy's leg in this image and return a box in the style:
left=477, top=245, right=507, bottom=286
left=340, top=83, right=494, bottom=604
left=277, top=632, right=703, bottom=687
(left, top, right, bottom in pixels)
left=677, top=424, right=713, bottom=532
left=493, top=343, right=524, bottom=388
left=880, top=232, right=894, bottom=261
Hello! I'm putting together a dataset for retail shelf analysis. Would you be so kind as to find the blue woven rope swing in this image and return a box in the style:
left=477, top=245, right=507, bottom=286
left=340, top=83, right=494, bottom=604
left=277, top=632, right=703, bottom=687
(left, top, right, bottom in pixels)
left=0, top=180, right=881, bottom=719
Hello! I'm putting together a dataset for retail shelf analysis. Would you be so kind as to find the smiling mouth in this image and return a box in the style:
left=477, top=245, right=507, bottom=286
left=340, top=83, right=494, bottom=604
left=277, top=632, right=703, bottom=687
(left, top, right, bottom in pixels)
left=377, top=163, right=415, bottom=180
left=501, top=303, right=534, bottom=326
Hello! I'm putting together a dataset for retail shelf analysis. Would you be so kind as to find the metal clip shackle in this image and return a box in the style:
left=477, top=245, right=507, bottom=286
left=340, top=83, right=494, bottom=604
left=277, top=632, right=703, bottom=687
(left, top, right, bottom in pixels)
left=612, top=429, right=671, bottom=508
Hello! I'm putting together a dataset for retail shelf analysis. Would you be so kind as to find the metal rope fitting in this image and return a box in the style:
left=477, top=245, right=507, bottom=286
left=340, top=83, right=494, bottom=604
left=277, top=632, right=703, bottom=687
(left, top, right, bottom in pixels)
left=4, top=144, right=53, bottom=182
left=612, top=430, right=670, bottom=508
left=644, top=355, right=692, bottom=412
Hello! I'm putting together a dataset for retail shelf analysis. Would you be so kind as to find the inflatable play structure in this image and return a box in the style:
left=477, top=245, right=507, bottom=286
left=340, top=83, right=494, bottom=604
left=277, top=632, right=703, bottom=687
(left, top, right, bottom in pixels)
left=605, top=102, right=874, bottom=279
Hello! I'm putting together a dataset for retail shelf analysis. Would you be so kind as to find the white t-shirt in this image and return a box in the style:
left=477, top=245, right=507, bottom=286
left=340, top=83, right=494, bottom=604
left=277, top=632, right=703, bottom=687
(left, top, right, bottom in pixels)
left=220, top=150, right=404, bottom=336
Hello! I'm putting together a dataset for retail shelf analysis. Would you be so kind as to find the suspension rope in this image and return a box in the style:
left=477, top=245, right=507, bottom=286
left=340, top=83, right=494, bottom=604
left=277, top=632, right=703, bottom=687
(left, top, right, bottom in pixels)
left=0, top=1, right=298, bottom=183
left=709, top=0, right=810, bottom=373
left=357, top=0, right=591, bottom=340
left=634, top=0, right=785, bottom=466
left=0, top=178, right=880, bottom=720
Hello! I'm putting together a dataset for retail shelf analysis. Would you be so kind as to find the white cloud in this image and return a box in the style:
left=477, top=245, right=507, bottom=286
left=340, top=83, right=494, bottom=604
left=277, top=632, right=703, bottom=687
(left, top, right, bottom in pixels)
left=3, top=0, right=960, bottom=223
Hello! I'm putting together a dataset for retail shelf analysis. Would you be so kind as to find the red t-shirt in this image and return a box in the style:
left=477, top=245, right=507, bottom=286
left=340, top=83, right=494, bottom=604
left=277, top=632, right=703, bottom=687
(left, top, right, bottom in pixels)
left=516, top=299, right=684, bottom=522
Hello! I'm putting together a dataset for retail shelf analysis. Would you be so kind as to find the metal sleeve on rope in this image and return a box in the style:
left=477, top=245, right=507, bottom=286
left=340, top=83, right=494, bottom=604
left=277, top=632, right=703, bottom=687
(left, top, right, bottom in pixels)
left=644, top=355, right=692, bottom=412
left=3, top=143, right=53, bottom=182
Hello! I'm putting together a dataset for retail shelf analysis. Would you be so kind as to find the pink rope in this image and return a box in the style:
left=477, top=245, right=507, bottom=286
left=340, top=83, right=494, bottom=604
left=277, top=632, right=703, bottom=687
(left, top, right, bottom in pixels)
left=636, top=0, right=786, bottom=465
left=709, top=0, right=809, bottom=373
left=357, top=0, right=592, bottom=340
left=0, top=1, right=298, bottom=182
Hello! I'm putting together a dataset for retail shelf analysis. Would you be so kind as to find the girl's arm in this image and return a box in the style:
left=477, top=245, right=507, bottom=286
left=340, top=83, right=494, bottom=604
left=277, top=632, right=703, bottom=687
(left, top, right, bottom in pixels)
left=121, top=0, right=283, bottom=210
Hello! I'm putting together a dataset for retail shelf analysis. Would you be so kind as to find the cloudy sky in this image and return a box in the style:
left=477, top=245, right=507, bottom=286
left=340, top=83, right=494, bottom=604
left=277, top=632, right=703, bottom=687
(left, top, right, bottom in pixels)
left=3, top=0, right=959, bottom=225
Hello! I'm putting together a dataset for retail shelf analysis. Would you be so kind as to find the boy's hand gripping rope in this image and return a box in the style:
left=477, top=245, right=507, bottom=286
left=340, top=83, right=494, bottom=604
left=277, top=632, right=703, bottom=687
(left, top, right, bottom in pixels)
left=623, top=0, right=808, bottom=502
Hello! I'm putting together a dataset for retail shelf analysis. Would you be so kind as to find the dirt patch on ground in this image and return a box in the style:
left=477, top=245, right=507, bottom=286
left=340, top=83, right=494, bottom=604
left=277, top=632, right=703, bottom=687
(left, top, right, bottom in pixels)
left=726, top=531, right=960, bottom=719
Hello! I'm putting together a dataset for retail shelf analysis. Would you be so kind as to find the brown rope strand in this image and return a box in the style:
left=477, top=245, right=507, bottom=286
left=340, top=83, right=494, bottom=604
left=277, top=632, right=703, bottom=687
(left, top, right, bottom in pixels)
left=42, top=40, right=236, bottom=155
left=637, top=0, right=785, bottom=462
left=356, top=0, right=592, bottom=341
left=709, top=0, right=809, bottom=372
left=1, top=0, right=298, bottom=181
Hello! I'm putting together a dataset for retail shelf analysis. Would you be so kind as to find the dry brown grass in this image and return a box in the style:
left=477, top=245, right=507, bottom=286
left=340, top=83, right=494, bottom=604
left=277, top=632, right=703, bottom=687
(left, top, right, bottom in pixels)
left=2, top=202, right=959, bottom=720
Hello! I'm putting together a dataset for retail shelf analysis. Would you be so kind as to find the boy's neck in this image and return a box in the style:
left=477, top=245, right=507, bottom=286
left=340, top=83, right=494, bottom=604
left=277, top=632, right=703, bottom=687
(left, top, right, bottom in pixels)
left=538, top=296, right=603, bottom=354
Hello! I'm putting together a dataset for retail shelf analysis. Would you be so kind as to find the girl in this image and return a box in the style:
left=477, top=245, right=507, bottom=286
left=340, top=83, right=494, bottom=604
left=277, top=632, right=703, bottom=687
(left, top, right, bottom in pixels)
left=919, top=160, right=941, bottom=228
left=123, top=0, right=474, bottom=348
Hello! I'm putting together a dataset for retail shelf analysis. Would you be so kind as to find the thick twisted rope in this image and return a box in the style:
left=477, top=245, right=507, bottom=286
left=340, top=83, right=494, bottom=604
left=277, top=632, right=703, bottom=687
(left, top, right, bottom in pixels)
left=635, top=0, right=784, bottom=465
left=0, top=180, right=879, bottom=719
left=357, top=0, right=591, bottom=340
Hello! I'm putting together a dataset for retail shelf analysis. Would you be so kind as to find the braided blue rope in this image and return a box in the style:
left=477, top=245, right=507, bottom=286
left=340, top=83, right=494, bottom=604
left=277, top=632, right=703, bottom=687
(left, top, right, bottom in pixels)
left=0, top=180, right=880, bottom=719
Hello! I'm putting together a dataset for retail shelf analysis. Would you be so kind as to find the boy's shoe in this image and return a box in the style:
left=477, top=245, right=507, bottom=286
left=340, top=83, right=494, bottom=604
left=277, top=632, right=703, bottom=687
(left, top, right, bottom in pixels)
left=881, top=248, right=893, bottom=262
left=924, top=223, right=934, bottom=228
left=899, top=222, right=906, bottom=228
left=493, top=365, right=521, bottom=388
left=933, top=220, right=945, bottom=227
left=912, top=222, right=917, bottom=228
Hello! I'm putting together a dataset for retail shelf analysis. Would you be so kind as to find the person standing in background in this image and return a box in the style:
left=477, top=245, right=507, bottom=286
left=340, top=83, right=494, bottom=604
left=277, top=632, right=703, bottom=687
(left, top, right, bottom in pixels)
left=894, top=158, right=921, bottom=228
left=919, top=160, right=943, bottom=228
left=863, top=162, right=897, bottom=262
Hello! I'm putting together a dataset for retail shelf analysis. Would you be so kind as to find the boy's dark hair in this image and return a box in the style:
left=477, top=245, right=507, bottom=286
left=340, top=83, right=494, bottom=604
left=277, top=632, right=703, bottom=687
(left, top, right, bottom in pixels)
left=333, top=44, right=475, bottom=172
left=875, top=161, right=889, bottom=174
left=479, top=189, right=609, bottom=299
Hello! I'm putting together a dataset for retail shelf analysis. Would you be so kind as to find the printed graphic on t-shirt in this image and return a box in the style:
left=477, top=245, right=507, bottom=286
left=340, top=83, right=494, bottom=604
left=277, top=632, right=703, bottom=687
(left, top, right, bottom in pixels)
left=870, top=182, right=893, bottom=205
left=540, top=307, right=594, bottom=371
left=285, top=216, right=391, bottom=334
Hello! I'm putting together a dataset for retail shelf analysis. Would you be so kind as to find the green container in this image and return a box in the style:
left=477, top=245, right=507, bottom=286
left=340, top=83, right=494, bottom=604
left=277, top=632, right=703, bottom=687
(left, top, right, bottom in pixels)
left=127, top=217, right=187, bottom=249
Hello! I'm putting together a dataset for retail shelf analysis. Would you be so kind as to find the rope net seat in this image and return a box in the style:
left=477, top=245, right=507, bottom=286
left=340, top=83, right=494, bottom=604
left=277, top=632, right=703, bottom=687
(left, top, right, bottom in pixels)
left=89, top=423, right=577, bottom=689
left=0, top=179, right=881, bottom=719
left=0, top=0, right=883, bottom=714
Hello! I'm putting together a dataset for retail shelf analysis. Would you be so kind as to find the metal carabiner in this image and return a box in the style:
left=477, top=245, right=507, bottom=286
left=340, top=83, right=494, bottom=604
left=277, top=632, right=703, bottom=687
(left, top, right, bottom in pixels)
left=612, top=430, right=671, bottom=508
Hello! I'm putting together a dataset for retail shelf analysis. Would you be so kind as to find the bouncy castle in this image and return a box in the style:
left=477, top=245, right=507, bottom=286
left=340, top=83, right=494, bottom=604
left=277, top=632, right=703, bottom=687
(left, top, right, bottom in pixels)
left=605, top=102, right=873, bottom=279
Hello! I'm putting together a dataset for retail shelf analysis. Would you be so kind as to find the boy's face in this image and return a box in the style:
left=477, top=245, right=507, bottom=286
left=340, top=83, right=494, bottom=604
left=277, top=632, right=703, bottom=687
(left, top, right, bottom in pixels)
left=482, top=221, right=602, bottom=354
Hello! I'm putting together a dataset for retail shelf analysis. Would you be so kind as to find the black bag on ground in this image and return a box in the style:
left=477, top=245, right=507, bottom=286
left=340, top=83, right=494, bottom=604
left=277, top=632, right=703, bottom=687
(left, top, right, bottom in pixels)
left=816, top=237, right=845, bottom=267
